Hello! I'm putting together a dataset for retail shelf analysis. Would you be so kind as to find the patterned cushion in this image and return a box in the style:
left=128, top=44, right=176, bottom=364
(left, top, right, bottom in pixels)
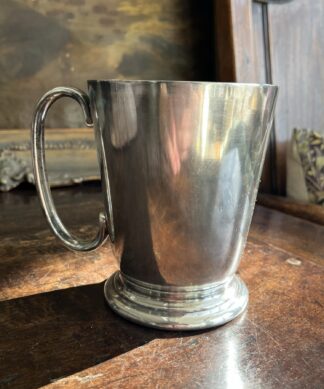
left=287, top=129, right=324, bottom=205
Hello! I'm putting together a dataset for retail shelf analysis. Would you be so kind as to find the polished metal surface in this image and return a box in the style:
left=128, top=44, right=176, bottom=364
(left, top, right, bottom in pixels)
left=104, top=272, right=248, bottom=330
left=31, top=87, right=108, bottom=251
left=32, top=80, right=278, bottom=330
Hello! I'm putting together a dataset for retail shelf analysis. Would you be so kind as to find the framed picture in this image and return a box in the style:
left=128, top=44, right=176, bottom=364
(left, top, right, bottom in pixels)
left=0, top=0, right=214, bottom=190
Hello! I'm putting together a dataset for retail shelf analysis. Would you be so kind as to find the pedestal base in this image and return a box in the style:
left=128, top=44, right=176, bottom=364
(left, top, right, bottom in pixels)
left=104, top=271, right=248, bottom=330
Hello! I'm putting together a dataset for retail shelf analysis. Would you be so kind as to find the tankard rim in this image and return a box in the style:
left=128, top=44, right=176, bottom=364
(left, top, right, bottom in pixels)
left=88, top=79, right=278, bottom=88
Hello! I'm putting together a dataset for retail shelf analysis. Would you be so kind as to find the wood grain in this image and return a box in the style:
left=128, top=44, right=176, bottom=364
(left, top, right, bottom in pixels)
left=214, top=0, right=257, bottom=83
left=214, top=0, right=276, bottom=193
left=258, top=193, right=324, bottom=226
left=0, top=186, right=323, bottom=388
left=267, top=0, right=324, bottom=194
left=215, top=0, right=324, bottom=195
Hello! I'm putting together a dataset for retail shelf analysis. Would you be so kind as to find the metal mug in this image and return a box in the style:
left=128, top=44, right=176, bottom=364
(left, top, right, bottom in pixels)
left=32, top=81, right=278, bottom=330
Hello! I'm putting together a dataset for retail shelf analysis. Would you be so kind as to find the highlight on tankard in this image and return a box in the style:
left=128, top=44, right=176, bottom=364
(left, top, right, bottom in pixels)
left=32, top=80, right=278, bottom=330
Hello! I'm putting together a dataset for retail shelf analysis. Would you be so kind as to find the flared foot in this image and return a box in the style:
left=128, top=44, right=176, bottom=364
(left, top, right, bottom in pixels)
left=104, top=271, right=248, bottom=330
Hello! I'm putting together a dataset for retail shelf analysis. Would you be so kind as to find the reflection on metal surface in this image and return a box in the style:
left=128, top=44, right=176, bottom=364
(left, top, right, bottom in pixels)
left=104, top=271, right=248, bottom=330
left=32, top=80, right=278, bottom=330
left=32, top=87, right=108, bottom=252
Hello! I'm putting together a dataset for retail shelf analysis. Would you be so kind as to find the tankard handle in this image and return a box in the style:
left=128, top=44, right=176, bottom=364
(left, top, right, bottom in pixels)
left=31, top=86, right=108, bottom=251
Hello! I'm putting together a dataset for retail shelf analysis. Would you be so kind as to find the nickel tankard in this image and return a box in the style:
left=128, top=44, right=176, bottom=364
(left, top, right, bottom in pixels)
left=32, top=81, right=278, bottom=330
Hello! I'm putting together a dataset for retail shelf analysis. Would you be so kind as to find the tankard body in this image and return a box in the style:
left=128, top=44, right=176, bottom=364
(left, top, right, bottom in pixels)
left=32, top=81, right=278, bottom=330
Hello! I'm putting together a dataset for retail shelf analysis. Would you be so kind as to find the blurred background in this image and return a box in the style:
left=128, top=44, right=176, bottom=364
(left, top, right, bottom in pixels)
left=0, top=0, right=323, bottom=217
left=0, top=0, right=214, bottom=128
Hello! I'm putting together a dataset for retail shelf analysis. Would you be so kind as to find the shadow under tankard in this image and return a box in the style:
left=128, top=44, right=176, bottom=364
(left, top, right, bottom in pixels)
left=0, top=282, right=198, bottom=389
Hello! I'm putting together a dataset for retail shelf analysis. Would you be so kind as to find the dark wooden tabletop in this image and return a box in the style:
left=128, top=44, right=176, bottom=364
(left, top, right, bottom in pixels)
left=0, top=184, right=323, bottom=389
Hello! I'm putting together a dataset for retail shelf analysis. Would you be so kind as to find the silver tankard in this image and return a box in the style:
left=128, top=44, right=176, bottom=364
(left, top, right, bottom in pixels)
left=32, top=81, right=278, bottom=330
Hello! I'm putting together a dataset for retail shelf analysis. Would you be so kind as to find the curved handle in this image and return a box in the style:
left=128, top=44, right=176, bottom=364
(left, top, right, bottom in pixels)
left=31, top=86, right=108, bottom=251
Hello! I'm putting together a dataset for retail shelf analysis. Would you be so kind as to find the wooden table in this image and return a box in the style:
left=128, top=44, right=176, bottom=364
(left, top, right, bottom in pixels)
left=0, top=184, right=323, bottom=388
